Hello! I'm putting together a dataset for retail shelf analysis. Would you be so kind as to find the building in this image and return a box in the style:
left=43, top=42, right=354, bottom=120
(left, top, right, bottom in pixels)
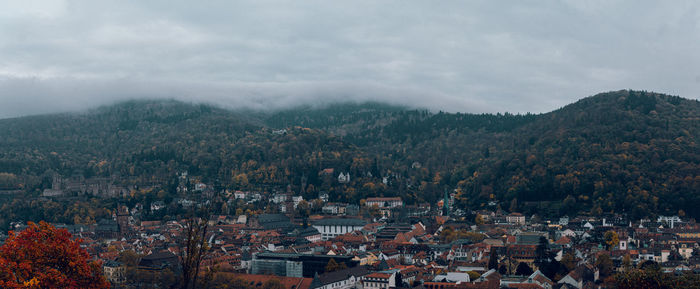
left=365, top=197, right=403, bottom=208
left=95, top=218, right=120, bottom=239
left=363, top=272, right=396, bottom=289
left=657, top=216, right=681, bottom=228
left=103, top=260, right=126, bottom=285
left=289, top=227, right=322, bottom=243
left=338, top=172, right=351, bottom=184
left=116, top=205, right=130, bottom=237
left=433, top=272, right=471, bottom=283
left=506, top=245, right=537, bottom=265
left=150, top=201, right=165, bottom=211
left=557, top=264, right=598, bottom=289
left=251, top=256, right=304, bottom=277
left=323, top=203, right=343, bottom=215
left=138, top=251, right=179, bottom=272
left=254, top=214, right=297, bottom=233
left=312, top=218, right=367, bottom=241
left=252, top=252, right=358, bottom=278
left=506, top=213, right=525, bottom=225
left=310, top=266, right=371, bottom=289
left=322, top=203, right=359, bottom=216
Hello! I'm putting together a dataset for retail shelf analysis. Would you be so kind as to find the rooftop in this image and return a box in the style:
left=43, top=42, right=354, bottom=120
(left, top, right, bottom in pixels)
left=313, top=218, right=367, bottom=227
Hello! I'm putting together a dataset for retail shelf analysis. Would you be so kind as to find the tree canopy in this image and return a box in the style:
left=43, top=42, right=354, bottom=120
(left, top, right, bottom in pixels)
left=0, top=90, right=698, bottom=228
left=0, top=221, right=109, bottom=289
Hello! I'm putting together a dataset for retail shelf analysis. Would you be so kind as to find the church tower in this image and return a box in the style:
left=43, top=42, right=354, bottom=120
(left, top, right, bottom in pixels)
left=443, top=189, right=450, bottom=216
left=116, top=205, right=130, bottom=237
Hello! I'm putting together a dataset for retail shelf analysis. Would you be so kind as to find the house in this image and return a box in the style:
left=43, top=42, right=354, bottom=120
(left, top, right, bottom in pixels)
left=234, top=191, right=247, bottom=199
left=557, top=264, right=598, bottom=289
left=338, top=172, right=351, bottom=184
left=353, top=252, right=379, bottom=266
left=424, top=269, right=501, bottom=289
left=309, top=266, right=370, bottom=289
left=506, top=213, right=525, bottom=225
left=177, top=198, right=195, bottom=208
left=363, top=272, right=397, bottom=289
left=559, top=216, right=570, bottom=226
left=292, top=196, right=304, bottom=207
left=521, top=270, right=554, bottom=289
left=289, top=227, right=322, bottom=243
left=322, top=203, right=345, bottom=215
left=678, top=241, right=694, bottom=259
left=319, top=193, right=330, bottom=202
left=558, top=229, right=576, bottom=239
left=272, top=129, right=288, bottom=135
left=379, top=249, right=401, bottom=261
left=150, top=201, right=165, bottom=211
left=272, top=193, right=290, bottom=204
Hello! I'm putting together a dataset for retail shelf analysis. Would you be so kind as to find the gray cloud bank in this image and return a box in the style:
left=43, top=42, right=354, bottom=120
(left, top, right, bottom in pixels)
left=1, top=1, right=699, bottom=118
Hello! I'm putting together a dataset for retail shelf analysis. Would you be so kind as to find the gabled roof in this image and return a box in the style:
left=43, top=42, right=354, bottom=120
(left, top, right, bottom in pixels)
left=555, top=236, right=572, bottom=245
left=528, top=270, right=553, bottom=285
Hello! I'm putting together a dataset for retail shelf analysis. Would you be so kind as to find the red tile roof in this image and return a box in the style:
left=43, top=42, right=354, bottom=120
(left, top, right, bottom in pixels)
left=366, top=272, right=392, bottom=279
left=219, top=273, right=313, bottom=289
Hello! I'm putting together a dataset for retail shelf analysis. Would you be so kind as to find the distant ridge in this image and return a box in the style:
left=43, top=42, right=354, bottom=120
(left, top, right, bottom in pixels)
left=0, top=90, right=697, bottom=221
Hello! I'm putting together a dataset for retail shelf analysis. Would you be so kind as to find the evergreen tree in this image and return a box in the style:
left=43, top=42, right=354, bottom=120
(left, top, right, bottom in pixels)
left=488, top=250, right=499, bottom=270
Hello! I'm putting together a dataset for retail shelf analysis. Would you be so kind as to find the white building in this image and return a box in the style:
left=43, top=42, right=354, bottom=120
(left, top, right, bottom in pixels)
left=312, top=218, right=367, bottom=241
left=292, top=196, right=304, bottom=208
left=150, top=201, right=165, bottom=211
left=271, top=193, right=289, bottom=204
left=363, top=272, right=396, bottom=289
left=234, top=191, right=247, bottom=199
left=657, top=216, right=681, bottom=228
left=506, top=213, right=525, bottom=225
left=338, top=172, right=351, bottom=184
left=365, top=197, right=403, bottom=208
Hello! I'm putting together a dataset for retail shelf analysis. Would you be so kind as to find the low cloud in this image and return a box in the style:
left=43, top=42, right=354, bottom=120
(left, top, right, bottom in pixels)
left=1, top=1, right=699, bottom=118
left=0, top=77, right=491, bottom=118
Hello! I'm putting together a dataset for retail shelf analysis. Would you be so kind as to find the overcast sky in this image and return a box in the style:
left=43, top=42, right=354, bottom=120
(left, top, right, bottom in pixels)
left=1, top=1, right=699, bottom=118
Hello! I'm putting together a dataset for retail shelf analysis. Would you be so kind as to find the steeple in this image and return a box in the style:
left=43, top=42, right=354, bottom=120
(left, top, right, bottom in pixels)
left=310, top=272, right=321, bottom=289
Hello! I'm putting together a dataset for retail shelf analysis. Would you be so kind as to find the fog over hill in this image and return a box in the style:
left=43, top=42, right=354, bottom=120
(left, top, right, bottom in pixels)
left=2, top=2, right=700, bottom=118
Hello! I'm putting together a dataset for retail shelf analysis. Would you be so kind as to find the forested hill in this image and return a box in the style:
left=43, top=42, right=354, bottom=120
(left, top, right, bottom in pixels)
left=0, top=90, right=698, bottom=219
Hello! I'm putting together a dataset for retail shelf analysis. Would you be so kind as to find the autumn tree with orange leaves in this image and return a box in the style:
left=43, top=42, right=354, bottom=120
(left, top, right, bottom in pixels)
left=0, top=221, right=109, bottom=289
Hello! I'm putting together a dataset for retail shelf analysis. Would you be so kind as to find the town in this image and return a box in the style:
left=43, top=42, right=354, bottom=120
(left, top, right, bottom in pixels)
left=4, top=171, right=698, bottom=289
